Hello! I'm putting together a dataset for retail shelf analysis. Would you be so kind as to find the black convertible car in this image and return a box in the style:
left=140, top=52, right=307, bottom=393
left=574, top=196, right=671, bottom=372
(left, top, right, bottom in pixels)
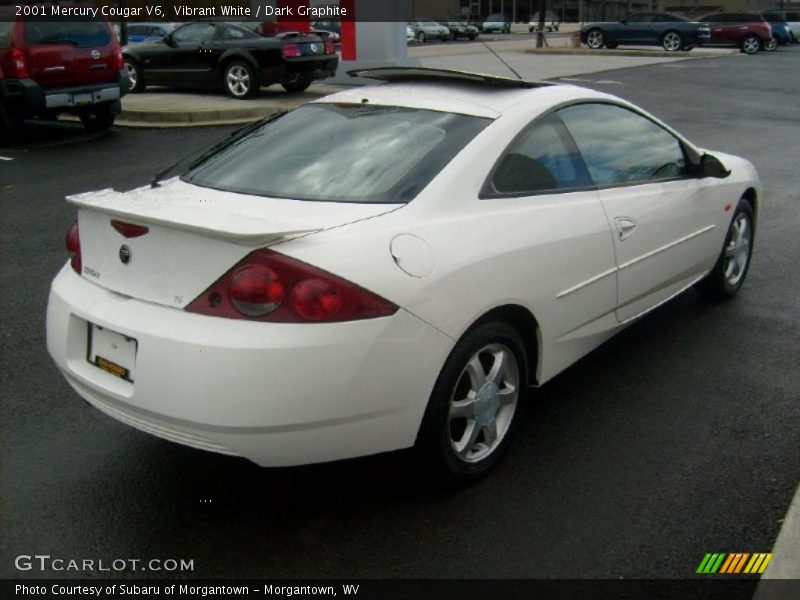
left=122, top=21, right=338, bottom=98
left=581, top=13, right=711, bottom=51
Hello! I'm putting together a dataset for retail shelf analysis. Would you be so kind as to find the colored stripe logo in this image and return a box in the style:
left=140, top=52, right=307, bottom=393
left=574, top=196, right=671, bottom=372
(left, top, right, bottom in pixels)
left=696, top=553, right=772, bottom=574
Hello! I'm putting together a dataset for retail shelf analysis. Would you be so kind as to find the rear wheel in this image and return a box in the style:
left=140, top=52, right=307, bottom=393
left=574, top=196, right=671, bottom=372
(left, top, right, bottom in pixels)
left=416, top=320, right=527, bottom=481
left=764, top=37, right=777, bottom=51
left=662, top=30, right=683, bottom=51
left=224, top=61, right=258, bottom=99
left=741, top=35, right=761, bottom=54
left=586, top=28, right=604, bottom=49
left=695, top=198, right=755, bottom=300
left=124, top=58, right=145, bottom=93
left=79, top=103, right=115, bottom=132
left=418, top=31, right=426, bottom=42
left=281, top=77, right=312, bottom=93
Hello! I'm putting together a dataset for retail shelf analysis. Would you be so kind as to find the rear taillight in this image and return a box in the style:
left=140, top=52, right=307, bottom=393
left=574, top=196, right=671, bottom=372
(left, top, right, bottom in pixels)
left=282, top=43, right=302, bottom=58
left=114, top=45, right=124, bottom=70
left=186, top=250, right=398, bottom=323
left=65, top=220, right=82, bottom=274
left=5, top=48, right=30, bottom=79
left=324, top=37, right=335, bottom=54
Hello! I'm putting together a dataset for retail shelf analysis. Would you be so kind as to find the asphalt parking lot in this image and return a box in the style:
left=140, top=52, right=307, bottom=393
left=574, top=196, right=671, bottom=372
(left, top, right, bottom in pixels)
left=1, top=47, right=798, bottom=580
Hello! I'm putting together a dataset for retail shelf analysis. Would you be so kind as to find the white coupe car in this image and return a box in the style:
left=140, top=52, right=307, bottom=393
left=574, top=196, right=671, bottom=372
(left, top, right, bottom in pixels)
left=47, top=68, right=759, bottom=480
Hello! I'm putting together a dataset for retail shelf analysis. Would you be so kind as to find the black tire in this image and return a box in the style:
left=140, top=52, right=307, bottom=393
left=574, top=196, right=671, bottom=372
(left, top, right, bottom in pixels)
left=764, top=37, right=777, bottom=51
left=662, top=30, right=683, bottom=51
left=741, top=34, right=761, bottom=54
left=281, top=77, right=312, bottom=93
left=78, top=103, right=115, bottom=132
left=124, top=58, right=145, bottom=93
left=415, top=320, right=528, bottom=481
left=586, top=28, right=605, bottom=49
left=223, top=60, right=258, bottom=99
left=418, top=32, right=426, bottom=43
left=695, top=198, right=755, bottom=301
left=468, top=34, right=477, bottom=41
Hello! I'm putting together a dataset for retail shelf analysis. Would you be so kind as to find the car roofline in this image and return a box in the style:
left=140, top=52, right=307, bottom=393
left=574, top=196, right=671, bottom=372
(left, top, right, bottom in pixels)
left=347, top=67, right=551, bottom=89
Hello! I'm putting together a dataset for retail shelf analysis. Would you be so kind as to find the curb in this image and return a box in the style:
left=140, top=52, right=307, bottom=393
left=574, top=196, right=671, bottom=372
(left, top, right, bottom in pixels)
left=524, top=48, right=740, bottom=58
left=116, top=106, right=285, bottom=128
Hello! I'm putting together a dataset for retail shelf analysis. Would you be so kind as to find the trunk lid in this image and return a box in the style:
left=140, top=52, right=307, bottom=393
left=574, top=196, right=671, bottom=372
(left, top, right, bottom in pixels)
left=68, top=178, right=401, bottom=310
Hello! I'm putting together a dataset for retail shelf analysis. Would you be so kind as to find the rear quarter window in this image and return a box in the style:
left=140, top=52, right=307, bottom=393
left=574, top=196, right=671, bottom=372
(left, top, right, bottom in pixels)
left=24, top=19, right=110, bottom=47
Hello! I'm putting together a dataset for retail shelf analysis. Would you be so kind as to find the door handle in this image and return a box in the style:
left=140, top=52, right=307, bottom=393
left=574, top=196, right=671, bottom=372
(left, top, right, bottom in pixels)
left=615, top=217, right=638, bottom=240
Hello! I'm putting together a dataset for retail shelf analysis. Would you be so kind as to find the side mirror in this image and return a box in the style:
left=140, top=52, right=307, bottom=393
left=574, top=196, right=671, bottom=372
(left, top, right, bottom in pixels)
left=700, top=153, right=731, bottom=179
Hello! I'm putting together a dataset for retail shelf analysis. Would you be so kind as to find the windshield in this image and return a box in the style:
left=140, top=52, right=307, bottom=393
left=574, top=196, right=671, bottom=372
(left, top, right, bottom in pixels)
left=183, top=104, right=491, bottom=203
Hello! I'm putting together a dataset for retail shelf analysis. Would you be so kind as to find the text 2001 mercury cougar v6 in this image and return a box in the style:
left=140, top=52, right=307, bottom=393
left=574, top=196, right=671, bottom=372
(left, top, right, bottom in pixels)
left=47, top=68, right=759, bottom=480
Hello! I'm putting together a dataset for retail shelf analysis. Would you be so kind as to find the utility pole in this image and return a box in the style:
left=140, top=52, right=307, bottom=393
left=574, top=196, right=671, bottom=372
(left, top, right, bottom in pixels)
left=536, top=0, right=547, bottom=47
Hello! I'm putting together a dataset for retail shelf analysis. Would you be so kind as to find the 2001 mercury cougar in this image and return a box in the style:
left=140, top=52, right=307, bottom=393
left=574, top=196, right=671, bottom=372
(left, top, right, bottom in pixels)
left=47, top=68, right=759, bottom=479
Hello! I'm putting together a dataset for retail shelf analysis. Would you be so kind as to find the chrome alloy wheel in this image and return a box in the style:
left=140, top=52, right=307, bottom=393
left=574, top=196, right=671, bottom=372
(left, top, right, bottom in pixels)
left=226, top=65, right=251, bottom=97
left=723, top=213, right=752, bottom=287
left=124, top=61, right=137, bottom=88
left=742, top=36, right=760, bottom=54
left=586, top=29, right=604, bottom=49
left=448, top=343, right=519, bottom=463
left=663, top=32, right=682, bottom=51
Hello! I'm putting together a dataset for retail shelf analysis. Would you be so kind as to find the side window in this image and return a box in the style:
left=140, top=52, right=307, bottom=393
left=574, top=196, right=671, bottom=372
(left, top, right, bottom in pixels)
left=172, top=23, right=216, bottom=44
left=625, top=14, right=646, bottom=23
left=558, top=103, right=688, bottom=186
left=488, top=114, right=591, bottom=195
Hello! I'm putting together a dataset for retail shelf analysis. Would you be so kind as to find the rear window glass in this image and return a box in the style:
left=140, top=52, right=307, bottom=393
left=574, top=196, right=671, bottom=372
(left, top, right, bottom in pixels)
left=0, top=21, right=12, bottom=47
left=183, top=104, right=490, bottom=203
left=24, top=19, right=110, bottom=47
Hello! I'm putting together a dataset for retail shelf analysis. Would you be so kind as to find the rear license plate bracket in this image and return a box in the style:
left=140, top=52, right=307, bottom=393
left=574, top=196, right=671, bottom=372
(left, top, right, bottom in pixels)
left=87, top=323, right=137, bottom=383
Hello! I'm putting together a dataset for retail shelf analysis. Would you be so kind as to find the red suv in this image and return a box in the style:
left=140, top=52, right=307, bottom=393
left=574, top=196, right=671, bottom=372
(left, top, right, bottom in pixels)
left=0, top=8, right=129, bottom=131
left=698, top=13, right=775, bottom=54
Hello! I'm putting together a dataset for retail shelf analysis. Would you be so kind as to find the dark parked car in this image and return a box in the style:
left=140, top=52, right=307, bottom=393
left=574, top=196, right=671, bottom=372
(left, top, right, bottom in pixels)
left=0, top=8, right=128, bottom=131
left=442, top=20, right=479, bottom=40
left=581, top=12, right=710, bottom=51
left=759, top=12, right=794, bottom=45
left=698, top=13, right=774, bottom=54
left=122, top=21, right=338, bottom=98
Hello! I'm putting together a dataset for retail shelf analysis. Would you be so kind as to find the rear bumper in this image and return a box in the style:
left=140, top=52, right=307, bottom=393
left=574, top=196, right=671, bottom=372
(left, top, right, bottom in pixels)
left=261, top=56, right=339, bottom=85
left=0, top=70, right=129, bottom=118
left=46, top=265, right=453, bottom=467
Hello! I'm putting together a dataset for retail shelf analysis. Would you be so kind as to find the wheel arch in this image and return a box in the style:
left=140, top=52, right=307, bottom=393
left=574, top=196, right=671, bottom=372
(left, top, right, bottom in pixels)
left=467, top=304, right=541, bottom=386
left=217, top=51, right=259, bottom=77
left=742, top=187, right=759, bottom=225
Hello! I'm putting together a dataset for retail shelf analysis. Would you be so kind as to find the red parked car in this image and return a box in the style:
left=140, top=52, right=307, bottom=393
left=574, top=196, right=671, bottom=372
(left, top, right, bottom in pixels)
left=0, top=7, right=129, bottom=131
left=698, top=12, right=776, bottom=54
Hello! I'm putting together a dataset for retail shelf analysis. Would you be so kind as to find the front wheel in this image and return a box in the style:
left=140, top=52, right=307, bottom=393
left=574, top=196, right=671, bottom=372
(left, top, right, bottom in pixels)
left=741, top=35, right=761, bottom=54
left=764, top=37, right=777, bottom=51
left=695, top=198, right=755, bottom=301
left=418, top=32, right=426, bottom=43
left=224, top=60, right=258, bottom=99
left=586, top=28, right=604, bottom=49
left=78, top=103, right=115, bottom=132
left=415, top=320, right=527, bottom=481
left=662, top=30, right=683, bottom=51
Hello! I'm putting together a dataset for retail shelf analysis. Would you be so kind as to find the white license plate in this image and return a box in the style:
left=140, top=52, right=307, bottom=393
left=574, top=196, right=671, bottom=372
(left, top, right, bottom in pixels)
left=88, top=323, right=137, bottom=383
left=73, top=93, right=93, bottom=106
